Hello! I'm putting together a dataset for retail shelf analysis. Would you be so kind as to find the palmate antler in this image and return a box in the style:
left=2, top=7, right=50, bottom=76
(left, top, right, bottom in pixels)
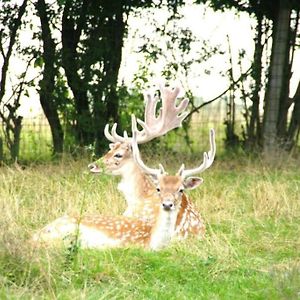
left=104, top=84, right=189, bottom=144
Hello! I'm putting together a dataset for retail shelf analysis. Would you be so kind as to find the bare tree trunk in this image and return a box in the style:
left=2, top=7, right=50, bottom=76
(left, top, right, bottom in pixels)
left=263, top=0, right=291, bottom=156
left=248, top=14, right=263, bottom=149
left=36, top=0, right=64, bottom=155
left=1, top=97, right=23, bottom=161
left=283, top=8, right=300, bottom=149
left=277, top=8, right=299, bottom=142
left=224, top=36, right=239, bottom=149
left=287, top=80, right=300, bottom=146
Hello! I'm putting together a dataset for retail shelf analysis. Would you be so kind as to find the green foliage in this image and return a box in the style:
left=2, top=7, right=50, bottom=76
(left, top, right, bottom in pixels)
left=20, top=128, right=52, bottom=162
left=117, top=85, right=144, bottom=133
left=33, top=56, right=44, bottom=68
left=195, top=0, right=300, bottom=154
left=130, top=4, right=226, bottom=153
left=135, top=7, right=222, bottom=86
left=196, top=0, right=300, bottom=20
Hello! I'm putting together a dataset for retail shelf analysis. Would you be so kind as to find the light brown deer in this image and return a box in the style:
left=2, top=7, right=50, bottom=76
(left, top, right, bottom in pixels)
left=89, top=84, right=208, bottom=239
left=89, top=84, right=189, bottom=217
left=32, top=128, right=215, bottom=250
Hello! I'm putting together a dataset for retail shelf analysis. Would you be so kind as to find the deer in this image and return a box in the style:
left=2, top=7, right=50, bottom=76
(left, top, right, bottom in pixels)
left=32, top=128, right=215, bottom=251
left=89, top=84, right=208, bottom=239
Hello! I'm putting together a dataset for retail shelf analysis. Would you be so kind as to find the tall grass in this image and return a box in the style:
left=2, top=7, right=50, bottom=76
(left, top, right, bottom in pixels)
left=0, top=157, right=299, bottom=299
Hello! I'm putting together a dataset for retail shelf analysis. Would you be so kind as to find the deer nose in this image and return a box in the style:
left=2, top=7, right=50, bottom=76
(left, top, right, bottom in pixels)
left=88, top=163, right=101, bottom=173
left=162, top=201, right=174, bottom=211
left=88, top=163, right=96, bottom=170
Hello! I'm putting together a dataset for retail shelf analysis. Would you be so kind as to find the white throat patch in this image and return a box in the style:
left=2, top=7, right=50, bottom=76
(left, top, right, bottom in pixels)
left=116, top=161, right=143, bottom=215
left=149, top=209, right=177, bottom=250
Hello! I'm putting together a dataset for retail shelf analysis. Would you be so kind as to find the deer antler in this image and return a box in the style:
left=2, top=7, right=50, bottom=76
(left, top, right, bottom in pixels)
left=131, top=119, right=166, bottom=178
left=104, top=84, right=189, bottom=144
left=178, top=129, right=216, bottom=178
left=132, top=123, right=216, bottom=180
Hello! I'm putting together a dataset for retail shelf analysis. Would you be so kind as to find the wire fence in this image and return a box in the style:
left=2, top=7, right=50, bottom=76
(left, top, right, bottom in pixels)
left=0, top=101, right=245, bottom=162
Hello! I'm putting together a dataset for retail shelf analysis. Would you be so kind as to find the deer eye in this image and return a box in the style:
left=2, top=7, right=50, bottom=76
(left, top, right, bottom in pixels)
left=114, top=153, right=123, bottom=159
left=178, top=188, right=184, bottom=194
left=156, top=187, right=161, bottom=193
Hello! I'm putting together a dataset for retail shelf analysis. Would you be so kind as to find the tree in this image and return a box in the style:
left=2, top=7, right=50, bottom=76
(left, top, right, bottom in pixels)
left=61, top=0, right=127, bottom=154
left=36, top=0, right=64, bottom=155
left=0, top=0, right=28, bottom=161
left=263, top=0, right=292, bottom=154
left=196, top=0, right=300, bottom=156
left=59, top=0, right=183, bottom=154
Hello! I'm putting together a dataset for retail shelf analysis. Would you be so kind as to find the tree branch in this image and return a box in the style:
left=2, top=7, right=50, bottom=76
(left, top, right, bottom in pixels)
left=186, top=67, right=252, bottom=119
left=0, top=0, right=27, bottom=103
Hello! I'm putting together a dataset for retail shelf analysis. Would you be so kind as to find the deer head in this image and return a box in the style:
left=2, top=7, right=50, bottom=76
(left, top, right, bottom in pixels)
left=89, top=84, right=189, bottom=175
left=130, top=121, right=216, bottom=215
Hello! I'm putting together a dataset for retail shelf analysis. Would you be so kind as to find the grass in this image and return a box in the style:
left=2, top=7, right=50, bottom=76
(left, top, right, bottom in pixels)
left=0, top=157, right=300, bottom=299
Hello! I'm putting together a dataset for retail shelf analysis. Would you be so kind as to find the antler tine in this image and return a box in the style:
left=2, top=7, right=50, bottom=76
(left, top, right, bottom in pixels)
left=104, top=123, right=129, bottom=143
left=180, top=129, right=216, bottom=178
left=177, top=163, right=185, bottom=176
left=144, top=91, right=159, bottom=125
left=131, top=115, right=163, bottom=177
left=104, top=124, right=115, bottom=142
left=129, top=114, right=151, bottom=142
left=156, top=85, right=190, bottom=128
left=207, top=128, right=216, bottom=168
left=111, top=123, right=128, bottom=143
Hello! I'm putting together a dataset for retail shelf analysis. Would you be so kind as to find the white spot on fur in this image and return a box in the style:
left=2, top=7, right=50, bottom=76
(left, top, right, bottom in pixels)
left=79, top=225, right=121, bottom=248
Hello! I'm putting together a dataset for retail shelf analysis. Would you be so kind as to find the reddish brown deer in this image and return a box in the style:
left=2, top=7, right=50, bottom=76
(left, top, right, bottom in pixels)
left=89, top=84, right=209, bottom=239
left=32, top=128, right=215, bottom=250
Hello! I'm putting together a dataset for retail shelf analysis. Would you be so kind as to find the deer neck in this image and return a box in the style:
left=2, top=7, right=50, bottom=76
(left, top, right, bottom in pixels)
left=117, top=160, right=155, bottom=216
left=149, top=207, right=178, bottom=250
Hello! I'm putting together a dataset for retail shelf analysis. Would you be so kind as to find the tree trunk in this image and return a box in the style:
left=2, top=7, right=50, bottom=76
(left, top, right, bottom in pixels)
left=224, top=37, right=239, bottom=148
left=61, top=0, right=93, bottom=147
left=276, top=35, right=292, bottom=138
left=248, top=14, right=263, bottom=149
left=277, top=7, right=300, bottom=141
left=0, top=102, right=23, bottom=161
left=36, top=0, right=64, bottom=155
left=94, top=1, right=125, bottom=155
left=10, top=116, right=22, bottom=161
left=0, top=0, right=27, bottom=161
left=263, top=0, right=291, bottom=156
left=287, top=80, right=300, bottom=146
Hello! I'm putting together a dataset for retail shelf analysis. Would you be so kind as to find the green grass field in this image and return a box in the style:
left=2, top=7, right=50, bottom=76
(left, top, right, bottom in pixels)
left=0, top=157, right=299, bottom=299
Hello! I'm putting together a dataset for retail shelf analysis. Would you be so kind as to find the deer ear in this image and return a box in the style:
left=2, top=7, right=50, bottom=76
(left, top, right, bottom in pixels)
left=183, top=177, right=203, bottom=190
